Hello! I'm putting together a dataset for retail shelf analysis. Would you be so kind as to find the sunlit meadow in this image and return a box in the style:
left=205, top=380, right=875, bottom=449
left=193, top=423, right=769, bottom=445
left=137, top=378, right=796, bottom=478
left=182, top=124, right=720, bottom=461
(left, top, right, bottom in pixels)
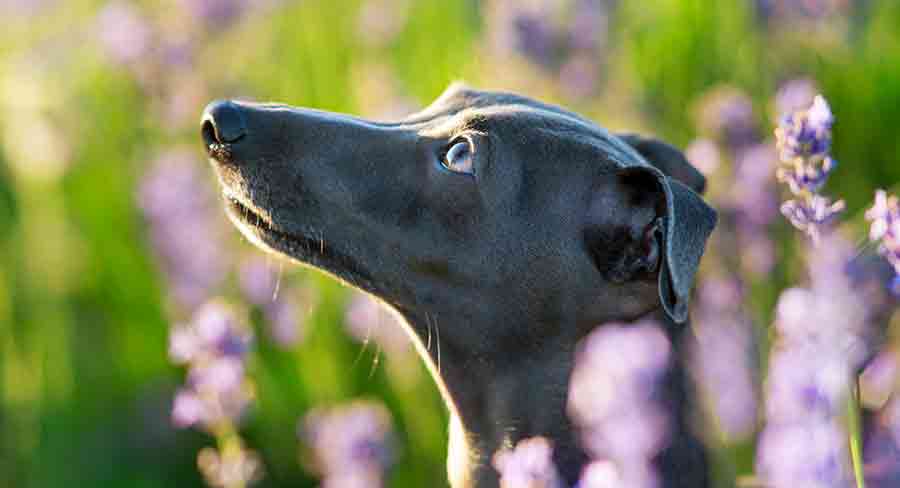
left=1, top=1, right=899, bottom=487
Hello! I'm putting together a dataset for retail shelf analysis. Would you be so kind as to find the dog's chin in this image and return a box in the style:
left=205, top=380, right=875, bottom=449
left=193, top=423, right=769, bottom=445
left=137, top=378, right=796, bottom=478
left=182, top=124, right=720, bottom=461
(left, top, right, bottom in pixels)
left=223, top=194, right=377, bottom=291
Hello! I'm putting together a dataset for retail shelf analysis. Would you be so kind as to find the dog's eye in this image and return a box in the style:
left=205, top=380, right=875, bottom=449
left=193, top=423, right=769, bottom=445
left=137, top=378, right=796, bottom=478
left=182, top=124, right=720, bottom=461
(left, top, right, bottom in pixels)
left=441, top=139, right=475, bottom=175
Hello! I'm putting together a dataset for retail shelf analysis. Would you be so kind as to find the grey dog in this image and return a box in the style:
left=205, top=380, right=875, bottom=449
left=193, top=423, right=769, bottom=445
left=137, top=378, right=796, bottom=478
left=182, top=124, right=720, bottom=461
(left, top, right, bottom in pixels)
left=201, top=84, right=717, bottom=488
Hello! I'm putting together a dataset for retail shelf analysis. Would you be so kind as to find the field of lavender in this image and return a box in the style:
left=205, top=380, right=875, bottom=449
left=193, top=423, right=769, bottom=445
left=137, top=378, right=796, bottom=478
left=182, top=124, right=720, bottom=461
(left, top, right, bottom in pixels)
left=1, top=1, right=899, bottom=487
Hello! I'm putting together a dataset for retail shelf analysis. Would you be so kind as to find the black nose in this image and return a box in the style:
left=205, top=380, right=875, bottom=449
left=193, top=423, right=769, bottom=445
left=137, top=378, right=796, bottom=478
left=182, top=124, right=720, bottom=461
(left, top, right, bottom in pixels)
left=201, top=100, right=247, bottom=146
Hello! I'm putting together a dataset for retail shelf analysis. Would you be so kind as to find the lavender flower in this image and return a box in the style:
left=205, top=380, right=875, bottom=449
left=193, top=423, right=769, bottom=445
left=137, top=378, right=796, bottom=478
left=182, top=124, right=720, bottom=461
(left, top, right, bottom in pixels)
left=757, top=0, right=850, bottom=22
left=558, top=54, right=599, bottom=100
left=577, top=461, right=623, bottom=488
left=777, top=154, right=838, bottom=196
left=568, top=321, right=671, bottom=488
left=775, top=95, right=836, bottom=186
left=885, top=397, right=900, bottom=454
left=774, top=95, right=844, bottom=242
left=780, top=196, right=846, bottom=243
left=511, top=11, right=556, bottom=67
left=96, top=1, right=153, bottom=65
left=756, top=235, right=870, bottom=488
left=733, top=144, right=779, bottom=227
left=865, top=190, right=900, bottom=281
left=697, top=87, right=758, bottom=149
left=238, top=256, right=277, bottom=306
left=690, top=279, right=759, bottom=440
left=177, top=0, right=249, bottom=29
left=757, top=421, right=853, bottom=488
left=862, top=411, right=900, bottom=488
left=568, top=0, right=608, bottom=51
left=300, top=401, right=395, bottom=488
left=265, top=288, right=314, bottom=348
left=487, top=0, right=611, bottom=97
left=238, top=256, right=311, bottom=347
left=492, top=437, right=565, bottom=488
left=729, top=144, right=780, bottom=275
left=138, top=150, right=229, bottom=309
left=169, top=302, right=254, bottom=429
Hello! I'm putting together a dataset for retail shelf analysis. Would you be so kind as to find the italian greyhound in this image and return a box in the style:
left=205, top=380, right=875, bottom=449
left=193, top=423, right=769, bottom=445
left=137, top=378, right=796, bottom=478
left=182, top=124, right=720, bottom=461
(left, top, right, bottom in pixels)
left=201, top=84, right=717, bottom=488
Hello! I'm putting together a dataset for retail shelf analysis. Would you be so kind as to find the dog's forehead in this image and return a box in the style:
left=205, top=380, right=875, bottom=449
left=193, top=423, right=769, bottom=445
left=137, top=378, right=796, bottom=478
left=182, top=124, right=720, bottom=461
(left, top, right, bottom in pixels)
left=414, top=83, right=650, bottom=170
left=421, top=83, right=578, bottom=121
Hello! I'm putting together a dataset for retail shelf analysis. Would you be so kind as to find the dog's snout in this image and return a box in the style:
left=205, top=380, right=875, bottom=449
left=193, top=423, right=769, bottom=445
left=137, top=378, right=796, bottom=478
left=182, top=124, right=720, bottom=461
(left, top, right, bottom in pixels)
left=202, top=100, right=247, bottom=146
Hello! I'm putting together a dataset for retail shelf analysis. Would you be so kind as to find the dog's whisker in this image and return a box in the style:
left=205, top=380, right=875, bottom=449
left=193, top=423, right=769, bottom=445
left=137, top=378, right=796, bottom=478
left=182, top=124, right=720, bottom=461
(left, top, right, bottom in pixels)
left=368, top=342, right=382, bottom=380
left=435, top=314, right=442, bottom=376
left=350, top=327, right=371, bottom=370
left=425, top=312, right=433, bottom=353
left=271, top=261, right=284, bottom=302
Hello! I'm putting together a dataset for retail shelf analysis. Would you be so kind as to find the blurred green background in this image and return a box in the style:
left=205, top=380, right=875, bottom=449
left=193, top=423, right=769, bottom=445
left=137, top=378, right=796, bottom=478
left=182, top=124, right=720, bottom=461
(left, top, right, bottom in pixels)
left=1, top=1, right=899, bottom=487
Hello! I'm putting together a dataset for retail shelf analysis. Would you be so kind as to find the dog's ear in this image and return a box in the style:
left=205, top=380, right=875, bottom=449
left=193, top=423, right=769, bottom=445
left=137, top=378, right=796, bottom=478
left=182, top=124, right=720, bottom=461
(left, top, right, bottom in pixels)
left=617, top=134, right=707, bottom=194
left=584, top=167, right=717, bottom=323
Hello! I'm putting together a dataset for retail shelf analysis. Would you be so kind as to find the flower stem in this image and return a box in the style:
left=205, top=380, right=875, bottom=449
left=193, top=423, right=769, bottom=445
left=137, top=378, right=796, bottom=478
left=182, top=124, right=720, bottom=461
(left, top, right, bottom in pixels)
left=847, top=380, right=866, bottom=488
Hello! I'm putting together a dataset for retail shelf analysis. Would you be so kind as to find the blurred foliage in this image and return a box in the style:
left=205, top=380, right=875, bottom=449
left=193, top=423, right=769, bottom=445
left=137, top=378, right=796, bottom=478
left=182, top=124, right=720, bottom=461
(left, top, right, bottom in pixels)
left=0, top=1, right=898, bottom=487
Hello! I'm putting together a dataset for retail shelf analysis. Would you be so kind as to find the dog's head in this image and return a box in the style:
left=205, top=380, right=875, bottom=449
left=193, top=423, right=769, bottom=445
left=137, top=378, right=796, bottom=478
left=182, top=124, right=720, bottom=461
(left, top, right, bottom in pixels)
left=202, top=84, right=716, bottom=354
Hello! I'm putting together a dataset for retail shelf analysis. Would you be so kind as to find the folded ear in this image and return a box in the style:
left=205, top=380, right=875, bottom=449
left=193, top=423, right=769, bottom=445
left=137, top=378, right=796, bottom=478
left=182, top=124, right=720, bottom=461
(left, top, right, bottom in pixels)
left=617, top=134, right=707, bottom=194
left=584, top=167, right=717, bottom=323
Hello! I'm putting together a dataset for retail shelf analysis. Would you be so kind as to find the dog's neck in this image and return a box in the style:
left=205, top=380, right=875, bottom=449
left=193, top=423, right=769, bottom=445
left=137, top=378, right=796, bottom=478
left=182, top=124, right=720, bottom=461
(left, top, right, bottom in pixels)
left=396, top=308, right=703, bottom=488
left=398, top=311, right=591, bottom=488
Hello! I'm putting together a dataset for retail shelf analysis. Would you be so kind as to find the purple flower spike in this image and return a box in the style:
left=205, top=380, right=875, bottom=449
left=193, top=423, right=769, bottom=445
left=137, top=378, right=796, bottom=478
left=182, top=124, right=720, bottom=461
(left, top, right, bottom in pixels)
left=865, top=190, right=900, bottom=277
left=774, top=94, right=844, bottom=243
left=172, top=388, right=207, bottom=428
left=168, top=302, right=254, bottom=430
left=775, top=95, right=834, bottom=164
left=264, top=295, right=304, bottom=347
left=96, top=2, right=152, bottom=65
left=885, top=397, right=900, bottom=450
left=757, top=421, right=853, bottom=488
left=780, top=195, right=845, bottom=243
left=691, top=279, right=759, bottom=440
left=301, top=401, right=395, bottom=487
left=238, top=256, right=277, bottom=306
left=568, top=321, right=671, bottom=488
left=492, top=437, right=565, bottom=488
left=486, top=0, right=611, bottom=98
left=776, top=154, right=838, bottom=195
left=177, top=0, right=248, bottom=29
left=757, top=234, right=870, bottom=488
left=697, top=87, right=758, bottom=149
left=138, top=150, right=229, bottom=309
left=512, top=12, right=555, bottom=67
left=577, top=461, right=620, bottom=488
left=775, top=91, right=837, bottom=195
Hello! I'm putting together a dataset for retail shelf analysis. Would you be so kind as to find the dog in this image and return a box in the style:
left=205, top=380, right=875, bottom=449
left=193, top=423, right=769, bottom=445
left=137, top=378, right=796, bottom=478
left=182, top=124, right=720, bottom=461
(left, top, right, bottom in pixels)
left=201, top=83, right=717, bottom=488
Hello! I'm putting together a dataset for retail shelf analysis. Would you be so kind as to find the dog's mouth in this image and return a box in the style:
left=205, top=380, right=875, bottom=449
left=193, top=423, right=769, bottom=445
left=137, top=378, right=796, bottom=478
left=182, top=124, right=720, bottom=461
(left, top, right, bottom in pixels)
left=223, top=193, right=375, bottom=286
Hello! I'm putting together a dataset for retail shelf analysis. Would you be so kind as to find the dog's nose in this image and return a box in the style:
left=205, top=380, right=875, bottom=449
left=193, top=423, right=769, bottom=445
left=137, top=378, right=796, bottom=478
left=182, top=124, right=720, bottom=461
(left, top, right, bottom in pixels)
left=201, top=100, right=247, bottom=146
